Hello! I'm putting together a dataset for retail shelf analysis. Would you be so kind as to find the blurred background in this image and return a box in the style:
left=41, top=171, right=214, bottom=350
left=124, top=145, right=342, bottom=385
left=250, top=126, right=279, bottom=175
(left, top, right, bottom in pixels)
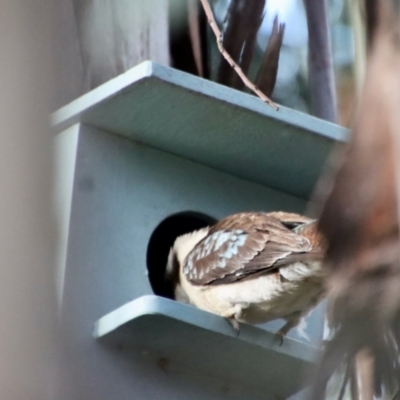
left=52, top=0, right=359, bottom=126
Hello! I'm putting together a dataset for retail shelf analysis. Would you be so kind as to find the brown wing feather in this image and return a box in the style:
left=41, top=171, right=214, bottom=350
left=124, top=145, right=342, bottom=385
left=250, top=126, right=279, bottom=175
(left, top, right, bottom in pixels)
left=183, top=212, right=323, bottom=286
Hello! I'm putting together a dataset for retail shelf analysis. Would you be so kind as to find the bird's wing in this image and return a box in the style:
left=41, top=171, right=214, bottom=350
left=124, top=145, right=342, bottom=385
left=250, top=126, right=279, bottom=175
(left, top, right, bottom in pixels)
left=183, top=212, right=322, bottom=285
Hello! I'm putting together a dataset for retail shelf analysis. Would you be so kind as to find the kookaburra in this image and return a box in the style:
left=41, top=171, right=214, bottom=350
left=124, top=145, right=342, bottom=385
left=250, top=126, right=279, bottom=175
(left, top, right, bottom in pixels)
left=166, top=211, right=326, bottom=338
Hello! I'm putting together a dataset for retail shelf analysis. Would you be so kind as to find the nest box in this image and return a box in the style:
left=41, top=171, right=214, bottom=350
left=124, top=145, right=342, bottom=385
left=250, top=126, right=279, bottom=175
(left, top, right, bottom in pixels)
left=53, top=61, right=347, bottom=400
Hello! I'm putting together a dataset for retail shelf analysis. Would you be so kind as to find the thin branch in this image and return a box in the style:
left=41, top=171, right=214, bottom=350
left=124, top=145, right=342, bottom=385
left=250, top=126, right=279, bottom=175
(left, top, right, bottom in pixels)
left=199, top=0, right=278, bottom=110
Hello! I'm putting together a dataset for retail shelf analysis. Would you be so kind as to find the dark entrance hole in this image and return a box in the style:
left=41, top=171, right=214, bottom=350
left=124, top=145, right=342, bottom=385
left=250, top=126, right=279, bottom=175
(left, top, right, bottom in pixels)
left=147, top=211, right=216, bottom=299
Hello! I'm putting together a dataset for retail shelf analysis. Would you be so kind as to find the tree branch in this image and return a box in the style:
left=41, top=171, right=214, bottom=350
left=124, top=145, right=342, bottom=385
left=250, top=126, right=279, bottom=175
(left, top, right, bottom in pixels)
left=199, top=0, right=278, bottom=110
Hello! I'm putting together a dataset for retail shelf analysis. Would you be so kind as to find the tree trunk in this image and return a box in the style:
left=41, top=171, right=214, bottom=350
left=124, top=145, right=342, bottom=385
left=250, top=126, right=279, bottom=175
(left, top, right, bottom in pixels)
left=52, top=0, right=170, bottom=108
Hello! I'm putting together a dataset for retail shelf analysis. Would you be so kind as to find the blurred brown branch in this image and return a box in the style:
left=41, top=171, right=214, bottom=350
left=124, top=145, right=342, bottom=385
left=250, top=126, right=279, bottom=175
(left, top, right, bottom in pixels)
left=188, top=0, right=205, bottom=77
left=304, top=0, right=337, bottom=122
left=309, top=0, right=400, bottom=398
left=364, top=0, right=379, bottom=49
left=255, top=15, right=285, bottom=98
left=216, top=0, right=264, bottom=90
left=199, top=0, right=278, bottom=110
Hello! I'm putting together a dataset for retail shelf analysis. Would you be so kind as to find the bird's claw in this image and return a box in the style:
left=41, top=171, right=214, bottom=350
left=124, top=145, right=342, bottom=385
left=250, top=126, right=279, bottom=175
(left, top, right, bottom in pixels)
left=226, top=318, right=240, bottom=337
left=275, top=330, right=286, bottom=346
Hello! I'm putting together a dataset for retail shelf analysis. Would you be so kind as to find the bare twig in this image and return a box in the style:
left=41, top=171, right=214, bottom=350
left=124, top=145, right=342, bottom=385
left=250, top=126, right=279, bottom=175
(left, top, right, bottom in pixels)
left=199, top=0, right=278, bottom=110
left=256, top=15, right=285, bottom=97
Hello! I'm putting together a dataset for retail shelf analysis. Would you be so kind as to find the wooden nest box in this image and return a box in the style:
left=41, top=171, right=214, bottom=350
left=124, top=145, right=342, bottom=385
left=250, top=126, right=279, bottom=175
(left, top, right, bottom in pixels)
left=53, top=61, right=347, bottom=400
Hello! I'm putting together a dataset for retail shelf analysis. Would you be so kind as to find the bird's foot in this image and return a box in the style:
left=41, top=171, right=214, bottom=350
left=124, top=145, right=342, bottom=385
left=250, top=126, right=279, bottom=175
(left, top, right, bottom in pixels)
left=275, top=329, right=286, bottom=346
left=274, top=312, right=303, bottom=346
left=226, top=318, right=240, bottom=337
left=275, top=321, right=295, bottom=346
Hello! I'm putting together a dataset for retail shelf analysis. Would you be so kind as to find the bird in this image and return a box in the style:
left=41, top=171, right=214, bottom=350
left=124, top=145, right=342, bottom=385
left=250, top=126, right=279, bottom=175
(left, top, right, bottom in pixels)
left=166, top=211, right=326, bottom=340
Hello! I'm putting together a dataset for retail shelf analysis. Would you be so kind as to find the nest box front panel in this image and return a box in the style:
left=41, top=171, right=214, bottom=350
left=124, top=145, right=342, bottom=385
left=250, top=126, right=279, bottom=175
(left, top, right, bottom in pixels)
left=58, top=123, right=322, bottom=400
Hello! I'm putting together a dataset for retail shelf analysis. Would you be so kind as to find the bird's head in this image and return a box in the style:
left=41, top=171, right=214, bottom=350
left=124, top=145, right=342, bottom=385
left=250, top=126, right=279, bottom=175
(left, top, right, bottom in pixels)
left=165, top=227, right=209, bottom=279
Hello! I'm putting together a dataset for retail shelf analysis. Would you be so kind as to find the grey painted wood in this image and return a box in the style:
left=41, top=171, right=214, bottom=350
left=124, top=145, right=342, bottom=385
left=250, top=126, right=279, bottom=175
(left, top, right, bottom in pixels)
left=54, top=63, right=344, bottom=398
left=95, top=295, right=319, bottom=399
left=57, top=124, right=323, bottom=399
left=52, top=61, right=348, bottom=199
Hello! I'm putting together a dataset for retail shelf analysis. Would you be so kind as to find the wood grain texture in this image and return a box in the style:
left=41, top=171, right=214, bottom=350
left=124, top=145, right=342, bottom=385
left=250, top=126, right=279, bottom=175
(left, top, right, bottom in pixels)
left=73, top=0, right=170, bottom=89
left=52, top=0, right=170, bottom=107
